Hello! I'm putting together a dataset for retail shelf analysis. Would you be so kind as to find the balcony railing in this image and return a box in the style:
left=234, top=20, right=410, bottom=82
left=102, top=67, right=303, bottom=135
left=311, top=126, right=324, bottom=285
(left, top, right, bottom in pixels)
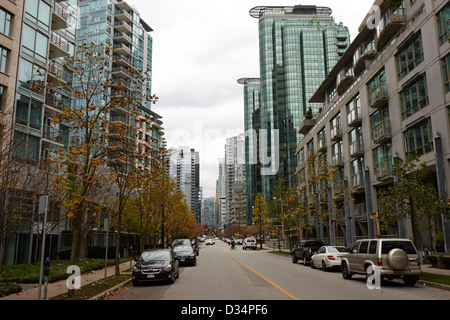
left=369, top=83, right=388, bottom=108
left=353, top=40, right=377, bottom=76
left=349, top=138, right=364, bottom=158
left=337, top=67, right=355, bottom=95
left=372, top=119, right=391, bottom=144
left=52, top=2, right=71, bottom=30
left=377, top=6, right=406, bottom=51
left=375, top=158, right=393, bottom=180
left=49, top=32, right=70, bottom=58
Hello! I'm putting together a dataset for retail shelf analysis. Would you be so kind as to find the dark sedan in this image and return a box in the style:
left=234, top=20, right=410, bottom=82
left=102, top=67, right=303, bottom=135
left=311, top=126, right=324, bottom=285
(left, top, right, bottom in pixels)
left=132, top=249, right=179, bottom=285
left=173, top=245, right=197, bottom=266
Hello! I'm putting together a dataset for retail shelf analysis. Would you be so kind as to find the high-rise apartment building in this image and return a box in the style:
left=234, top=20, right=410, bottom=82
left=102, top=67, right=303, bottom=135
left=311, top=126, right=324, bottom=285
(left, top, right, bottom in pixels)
left=237, top=78, right=261, bottom=224
left=167, top=146, right=201, bottom=222
left=249, top=5, right=350, bottom=200
left=224, top=133, right=246, bottom=225
left=298, top=0, right=450, bottom=250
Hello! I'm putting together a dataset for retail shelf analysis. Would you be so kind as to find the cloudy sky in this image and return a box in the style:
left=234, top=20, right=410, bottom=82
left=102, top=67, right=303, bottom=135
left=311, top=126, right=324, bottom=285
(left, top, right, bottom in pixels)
left=124, top=0, right=376, bottom=198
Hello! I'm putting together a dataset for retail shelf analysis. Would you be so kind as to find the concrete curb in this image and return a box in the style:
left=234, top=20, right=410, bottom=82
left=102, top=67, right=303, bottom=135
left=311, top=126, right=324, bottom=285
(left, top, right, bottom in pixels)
left=417, top=280, right=450, bottom=291
left=90, top=279, right=133, bottom=300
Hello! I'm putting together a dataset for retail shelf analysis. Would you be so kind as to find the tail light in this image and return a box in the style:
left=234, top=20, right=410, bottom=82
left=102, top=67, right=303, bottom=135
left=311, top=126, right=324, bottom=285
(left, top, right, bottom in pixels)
left=377, top=258, right=382, bottom=267
left=327, top=255, right=335, bottom=260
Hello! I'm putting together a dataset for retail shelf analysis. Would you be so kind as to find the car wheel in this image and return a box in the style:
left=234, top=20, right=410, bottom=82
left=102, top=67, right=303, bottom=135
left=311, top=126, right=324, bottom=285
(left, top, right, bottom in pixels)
left=132, top=280, right=140, bottom=286
left=322, top=261, right=327, bottom=272
left=292, top=255, right=298, bottom=264
left=341, top=262, right=352, bottom=280
left=303, top=256, right=309, bottom=266
left=403, top=276, right=418, bottom=286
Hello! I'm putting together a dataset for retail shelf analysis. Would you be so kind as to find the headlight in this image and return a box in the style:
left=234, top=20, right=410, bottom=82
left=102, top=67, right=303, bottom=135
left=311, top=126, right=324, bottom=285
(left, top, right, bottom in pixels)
left=163, top=265, right=172, bottom=272
left=133, top=264, right=142, bottom=272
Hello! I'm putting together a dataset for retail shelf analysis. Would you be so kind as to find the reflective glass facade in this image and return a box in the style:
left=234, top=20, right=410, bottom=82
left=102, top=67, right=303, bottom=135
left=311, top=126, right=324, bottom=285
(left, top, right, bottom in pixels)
left=253, top=6, right=350, bottom=199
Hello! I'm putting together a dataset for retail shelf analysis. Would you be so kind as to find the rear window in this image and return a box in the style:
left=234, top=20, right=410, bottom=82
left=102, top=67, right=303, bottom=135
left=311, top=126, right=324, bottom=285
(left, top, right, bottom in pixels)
left=381, top=241, right=417, bottom=254
left=305, top=241, right=324, bottom=247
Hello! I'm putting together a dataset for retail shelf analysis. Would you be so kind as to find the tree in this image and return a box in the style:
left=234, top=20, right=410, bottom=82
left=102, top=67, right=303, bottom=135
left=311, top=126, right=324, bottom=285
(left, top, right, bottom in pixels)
left=377, top=154, right=447, bottom=245
left=252, top=193, right=268, bottom=249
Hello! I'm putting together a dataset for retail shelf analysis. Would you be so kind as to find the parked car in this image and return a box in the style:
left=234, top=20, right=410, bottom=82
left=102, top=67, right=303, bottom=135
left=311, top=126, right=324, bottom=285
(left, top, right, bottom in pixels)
left=173, top=245, right=197, bottom=266
left=171, top=238, right=199, bottom=256
left=310, top=246, right=350, bottom=271
left=205, top=238, right=214, bottom=245
left=132, top=249, right=179, bottom=285
left=291, top=240, right=325, bottom=265
left=340, top=238, right=421, bottom=286
left=243, top=237, right=257, bottom=250
left=235, top=238, right=243, bottom=245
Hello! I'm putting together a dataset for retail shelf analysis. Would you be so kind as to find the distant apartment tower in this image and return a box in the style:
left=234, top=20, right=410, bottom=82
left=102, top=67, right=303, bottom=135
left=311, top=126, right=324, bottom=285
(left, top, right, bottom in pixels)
left=224, top=133, right=247, bottom=226
left=298, top=0, right=450, bottom=250
left=216, top=158, right=227, bottom=230
left=203, top=197, right=216, bottom=231
left=167, top=146, right=201, bottom=222
left=249, top=5, right=350, bottom=199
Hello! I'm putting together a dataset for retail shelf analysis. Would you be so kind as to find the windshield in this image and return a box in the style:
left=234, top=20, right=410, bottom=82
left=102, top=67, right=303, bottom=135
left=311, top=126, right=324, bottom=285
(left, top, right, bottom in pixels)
left=140, top=251, right=170, bottom=262
left=173, top=245, right=193, bottom=253
left=172, top=239, right=190, bottom=246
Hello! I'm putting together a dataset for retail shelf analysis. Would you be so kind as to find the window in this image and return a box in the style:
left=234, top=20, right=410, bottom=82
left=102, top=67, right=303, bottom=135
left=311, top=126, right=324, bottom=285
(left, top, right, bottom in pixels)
left=373, top=142, right=392, bottom=179
left=396, top=33, right=423, bottom=79
left=13, top=131, right=40, bottom=164
left=359, top=241, right=369, bottom=253
left=405, top=118, right=433, bottom=156
left=400, top=74, right=428, bottom=120
left=347, top=94, right=361, bottom=126
left=18, top=58, right=46, bottom=94
left=442, top=53, right=450, bottom=93
left=368, top=69, right=387, bottom=107
left=15, top=94, right=42, bottom=130
left=436, top=3, right=450, bottom=45
left=0, top=85, right=5, bottom=111
left=0, top=8, right=13, bottom=37
left=369, top=241, right=377, bottom=254
left=0, top=46, right=9, bottom=73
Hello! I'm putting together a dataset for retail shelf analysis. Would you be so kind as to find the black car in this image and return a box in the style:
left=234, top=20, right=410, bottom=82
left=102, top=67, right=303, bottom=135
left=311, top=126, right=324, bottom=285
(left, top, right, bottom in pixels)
left=292, top=240, right=325, bottom=266
left=171, top=238, right=199, bottom=256
left=173, top=245, right=197, bottom=266
left=132, top=249, right=179, bottom=285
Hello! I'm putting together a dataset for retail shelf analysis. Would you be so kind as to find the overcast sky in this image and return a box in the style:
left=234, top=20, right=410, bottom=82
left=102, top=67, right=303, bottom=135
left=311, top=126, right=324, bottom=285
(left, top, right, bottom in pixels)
left=124, top=0, right=376, bottom=198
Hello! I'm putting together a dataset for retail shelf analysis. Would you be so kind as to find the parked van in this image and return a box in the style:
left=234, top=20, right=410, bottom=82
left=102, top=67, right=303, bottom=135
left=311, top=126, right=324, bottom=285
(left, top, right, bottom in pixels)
left=243, top=237, right=257, bottom=250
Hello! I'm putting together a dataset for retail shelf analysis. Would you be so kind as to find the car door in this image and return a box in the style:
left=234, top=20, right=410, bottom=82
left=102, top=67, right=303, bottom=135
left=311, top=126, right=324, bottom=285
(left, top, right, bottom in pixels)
left=355, top=240, right=369, bottom=273
left=346, top=241, right=360, bottom=271
left=314, top=246, right=325, bottom=265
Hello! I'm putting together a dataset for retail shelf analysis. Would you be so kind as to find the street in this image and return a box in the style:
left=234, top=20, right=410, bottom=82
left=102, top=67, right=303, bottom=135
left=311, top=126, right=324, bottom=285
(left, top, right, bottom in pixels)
left=109, top=241, right=449, bottom=301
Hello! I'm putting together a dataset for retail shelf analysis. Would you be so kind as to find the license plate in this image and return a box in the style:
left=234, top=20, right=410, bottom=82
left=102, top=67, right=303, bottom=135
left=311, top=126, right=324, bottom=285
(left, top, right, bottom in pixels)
left=409, top=260, right=418, bottom=265
left=147, top=274, right=155, bottom=278
left=180, top=259, right=185, bottom=262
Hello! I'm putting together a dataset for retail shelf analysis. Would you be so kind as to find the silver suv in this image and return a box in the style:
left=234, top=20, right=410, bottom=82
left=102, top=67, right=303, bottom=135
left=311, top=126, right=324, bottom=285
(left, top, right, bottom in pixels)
left=340, top=238, right=421, bottom=286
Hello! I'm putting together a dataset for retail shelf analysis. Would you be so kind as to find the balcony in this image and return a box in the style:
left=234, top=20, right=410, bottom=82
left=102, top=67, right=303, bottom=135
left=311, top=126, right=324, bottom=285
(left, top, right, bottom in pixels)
left=49, top=32, right=70, bottom=58
left=52, top=2, right=72, bottom=30
left=299, top=118, right=315, bottom=135
left=116, top=0, right=133, bottom=12
left=317, top=137, right=327, bottom=153
left=47, top=61, right=70, bottom=85
left=114, top=20, right=132, bottom=34
left=113, top=31, right=131, bottom=45
left=351, top=172, right=365, bottom=191
left=115, top=9, right=132, bottom=23
left=353, top=40, right=377, bottom=77
left=42, top=124, right=65, bottom=147
left=332, top=153, right=344, bottom=167
left=113, top=54, right=132, bottom=68
left=372, top=119, right=391, bottom=145
left=348, top=110, right=361, bottom=128
left=113, top=43, right=131, bottom=56
left=377, top=7, right=406, bottom=51
left=330, top=124, right=342, bottom=142
left=337, top=67, right=355, bottom=95
left=44, top=89, right=65, bottom=114
left=112, top=66, right=131, bottom=79
left=369, top=83, right=388, bottom=109
left=354, top=203, right=367, bottom=221
left=349, top=139, right=364, bottom=158
left=375, top=158, right=393, bottom=181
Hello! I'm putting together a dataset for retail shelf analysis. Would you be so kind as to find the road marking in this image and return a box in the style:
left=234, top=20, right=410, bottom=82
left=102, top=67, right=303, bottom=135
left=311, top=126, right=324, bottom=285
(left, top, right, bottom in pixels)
left=222, top=249, right=299, bottom=300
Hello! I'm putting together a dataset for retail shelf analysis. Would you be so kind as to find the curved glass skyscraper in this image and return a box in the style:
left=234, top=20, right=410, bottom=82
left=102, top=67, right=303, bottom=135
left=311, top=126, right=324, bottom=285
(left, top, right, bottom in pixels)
left=249, top=5, right=350, bottom=199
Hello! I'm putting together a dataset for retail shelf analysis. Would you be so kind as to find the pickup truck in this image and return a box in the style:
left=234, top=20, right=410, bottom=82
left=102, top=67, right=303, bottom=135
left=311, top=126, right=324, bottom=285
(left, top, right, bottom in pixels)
left=292, top=240, right=324, bottom=266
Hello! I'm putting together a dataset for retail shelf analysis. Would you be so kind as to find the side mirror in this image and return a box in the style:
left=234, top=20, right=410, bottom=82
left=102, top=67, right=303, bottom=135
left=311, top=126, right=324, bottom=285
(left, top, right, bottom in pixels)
left=134, top=258, right=138, bottom=262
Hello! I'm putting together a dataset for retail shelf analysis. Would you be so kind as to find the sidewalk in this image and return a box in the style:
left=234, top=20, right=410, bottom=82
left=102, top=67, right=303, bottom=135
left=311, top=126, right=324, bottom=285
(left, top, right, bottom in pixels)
left=0, top=261, right=132, bottom=301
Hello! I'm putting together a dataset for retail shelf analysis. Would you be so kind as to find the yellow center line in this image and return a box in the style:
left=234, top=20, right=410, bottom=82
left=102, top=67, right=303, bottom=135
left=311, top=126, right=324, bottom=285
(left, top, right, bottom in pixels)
left=222, top=248, right=299, bottom=300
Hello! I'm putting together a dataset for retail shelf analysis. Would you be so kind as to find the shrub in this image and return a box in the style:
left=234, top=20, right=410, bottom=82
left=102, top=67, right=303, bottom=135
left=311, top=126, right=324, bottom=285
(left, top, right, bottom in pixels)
left=0, top=282, right=22, bottom=297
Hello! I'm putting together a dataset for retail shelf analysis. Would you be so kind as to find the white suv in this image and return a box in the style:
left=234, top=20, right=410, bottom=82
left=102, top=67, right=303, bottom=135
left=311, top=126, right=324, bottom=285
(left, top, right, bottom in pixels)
left=340, top=238, right=421, bottom=286
left=243, top=237, right=257, bottom=250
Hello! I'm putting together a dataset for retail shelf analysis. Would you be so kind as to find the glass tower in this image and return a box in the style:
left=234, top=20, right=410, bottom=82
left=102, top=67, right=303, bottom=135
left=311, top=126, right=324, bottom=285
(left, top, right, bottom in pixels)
left=249, top=5, right=350, bottom=199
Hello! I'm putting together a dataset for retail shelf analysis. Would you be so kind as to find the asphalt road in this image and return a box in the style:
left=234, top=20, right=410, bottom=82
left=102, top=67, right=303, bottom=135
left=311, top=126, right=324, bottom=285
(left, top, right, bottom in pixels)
left=109, top=241, right=450, bottom=301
